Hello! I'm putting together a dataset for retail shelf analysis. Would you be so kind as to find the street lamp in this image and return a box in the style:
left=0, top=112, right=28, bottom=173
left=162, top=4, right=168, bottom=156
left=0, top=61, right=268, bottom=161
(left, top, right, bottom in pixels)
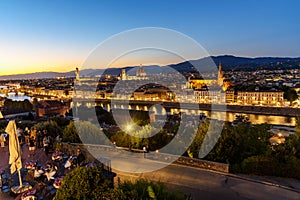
left=126, top=125, right=132, bottom=132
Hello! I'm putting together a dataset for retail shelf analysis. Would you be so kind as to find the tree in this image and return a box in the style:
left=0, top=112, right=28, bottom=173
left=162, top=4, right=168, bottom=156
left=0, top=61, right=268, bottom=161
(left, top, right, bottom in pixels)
left=4, top=99, right=33, bottom=114
left=62, top=121, right=81, bottom=143
left=55, top=167, right=187, bottom=200
left=119, top=179, right=185, bottom=200
left=283, top=88, right=298, bottom=104
left=0, top=120, right=8, bottom=132
left=54, top=167, right=112, bottom=200
left=205, top=123, right=271, bottom=164
left=95, top=106, right=115, bottom=125
left=50, top=116, right=70, bottom=128
left=23, top=99, right=33, bottom=111
left=33, top=120, right=62, bottom=138
left=296, top=116, right=300, bottom=135
left=110, top=132, right=131, bottom=147
left=273, top=134, right=300, bottom=160
left=32, top=97, right=39, bottom=112
left=187, top=120, right=210, bottom=158
left=63, top=120, right=109, bottom=145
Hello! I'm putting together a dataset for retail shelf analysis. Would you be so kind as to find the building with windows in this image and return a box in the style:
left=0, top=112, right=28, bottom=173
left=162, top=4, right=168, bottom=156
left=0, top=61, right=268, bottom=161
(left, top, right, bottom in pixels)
left=236, top=91, right=284, bottom=106
left=187, top=63, right=231, bottom=91
left=120, top=64, right=148, bottom=81
left=194, top=89, right=235, bottom=104
left=37, top=100, right=69, bottom=117
left=194, top=89, right=225, bottom=103
left=225, top=90, right=235, bottom=104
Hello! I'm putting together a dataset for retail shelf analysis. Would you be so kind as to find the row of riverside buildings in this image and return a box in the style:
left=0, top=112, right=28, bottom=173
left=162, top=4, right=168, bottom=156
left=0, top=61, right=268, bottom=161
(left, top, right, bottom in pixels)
left=194, top=89, right=284, bottom=106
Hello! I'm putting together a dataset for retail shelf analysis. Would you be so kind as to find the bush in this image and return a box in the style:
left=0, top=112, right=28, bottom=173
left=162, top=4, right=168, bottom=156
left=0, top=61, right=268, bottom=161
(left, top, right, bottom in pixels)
left=49, top=116, right=71, bottom=128
left=62, top=121, right=81, bottom=143
left=54, top=167, right=112, bottom=200
left=119, top=179, right=186, bottom=200
left=63, top=120, right=109, bottom=145
left=280, top=156, right=300, bottom=179
left=55, top=167, right=189, bottom=200
left=240, top=155, right=300, bottom=179
left=240, top=155, right=278, bottom=175
left=110, top=132, right=131, bottom=147
left=33, top=120, right=61, bottom=138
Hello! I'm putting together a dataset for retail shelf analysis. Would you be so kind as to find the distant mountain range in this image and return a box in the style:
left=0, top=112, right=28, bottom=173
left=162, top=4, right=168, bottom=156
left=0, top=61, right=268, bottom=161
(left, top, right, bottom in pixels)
left=1, top=55, right=300, bottom=80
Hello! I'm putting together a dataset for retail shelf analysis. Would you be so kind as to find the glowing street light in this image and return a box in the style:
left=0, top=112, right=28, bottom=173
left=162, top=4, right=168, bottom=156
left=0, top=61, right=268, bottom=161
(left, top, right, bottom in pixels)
left=126, top=125, right=132, bottom=131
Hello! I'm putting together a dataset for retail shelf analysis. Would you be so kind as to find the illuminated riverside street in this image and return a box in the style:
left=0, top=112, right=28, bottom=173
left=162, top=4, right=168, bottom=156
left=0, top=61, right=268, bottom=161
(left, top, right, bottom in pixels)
left=87, top=146, right=300, bottom=200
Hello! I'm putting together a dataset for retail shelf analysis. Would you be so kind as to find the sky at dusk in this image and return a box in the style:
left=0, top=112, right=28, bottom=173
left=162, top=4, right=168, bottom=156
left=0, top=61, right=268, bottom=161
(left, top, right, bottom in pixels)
left=0, top=0, right=300, bottom=75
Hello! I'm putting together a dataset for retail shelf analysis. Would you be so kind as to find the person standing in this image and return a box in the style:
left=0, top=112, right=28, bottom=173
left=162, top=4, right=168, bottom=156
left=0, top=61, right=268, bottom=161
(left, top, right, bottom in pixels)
left=0, top=133, right=5, bottom=148
left=29, top=136, right=36, bottom=157
left=76, top=148, right=85, bottom=166
left=24, top=127, right=30, bottom=145
left=36, top=130, right=41, bottom=148
left=43, top=136, right=50, bottom=155
left=42, top=129, right=48, bottom=138
left=30, top=128, right=37, bottom=140
left=17, top=127, right=23, bottom=144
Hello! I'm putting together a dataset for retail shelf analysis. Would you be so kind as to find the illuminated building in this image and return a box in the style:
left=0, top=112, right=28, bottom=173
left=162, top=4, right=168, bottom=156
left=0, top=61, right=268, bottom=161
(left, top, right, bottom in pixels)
left=37, top=100, right=69, bottom=117
left=236, top=91, right=284, bottom=106
left=194, top=89, right=225, bottom=103
left=120, top=64, right=148, bottom=80
left=187, top=63, right=231, bottom=91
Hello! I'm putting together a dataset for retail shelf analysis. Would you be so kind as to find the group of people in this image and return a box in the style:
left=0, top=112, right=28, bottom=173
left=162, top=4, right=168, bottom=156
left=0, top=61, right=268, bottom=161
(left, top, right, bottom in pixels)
left=32, top=148, right=85, bottom=185
left=63, top=148, right=86, bottom=169
left=16, top=127, right=57, bottom=157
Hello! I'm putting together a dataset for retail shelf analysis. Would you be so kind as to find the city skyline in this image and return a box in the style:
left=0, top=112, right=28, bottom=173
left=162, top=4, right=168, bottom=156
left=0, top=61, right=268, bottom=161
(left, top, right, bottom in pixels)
left=0, top=54, right=299, bottom=78
left=1, top=1, right=300, bottom=75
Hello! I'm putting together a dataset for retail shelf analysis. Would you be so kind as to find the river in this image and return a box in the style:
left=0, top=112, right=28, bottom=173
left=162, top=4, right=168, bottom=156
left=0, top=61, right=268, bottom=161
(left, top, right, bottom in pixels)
left=80, top=100, right=297, bottom=127
left=204, top=111, right=295, bottom=126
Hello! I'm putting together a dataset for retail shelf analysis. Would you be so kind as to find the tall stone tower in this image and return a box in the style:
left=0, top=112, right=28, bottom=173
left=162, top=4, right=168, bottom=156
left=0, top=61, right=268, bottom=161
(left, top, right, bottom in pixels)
left=217, top=62, right=224, bottom=86
left=76, top=67, right=80, bottom=81
left=121, top=69, right=128, bottom=80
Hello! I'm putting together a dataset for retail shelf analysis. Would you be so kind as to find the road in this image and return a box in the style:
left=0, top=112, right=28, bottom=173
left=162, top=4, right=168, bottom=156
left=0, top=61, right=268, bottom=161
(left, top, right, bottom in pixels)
left=88, top=147, right=300, bottom=200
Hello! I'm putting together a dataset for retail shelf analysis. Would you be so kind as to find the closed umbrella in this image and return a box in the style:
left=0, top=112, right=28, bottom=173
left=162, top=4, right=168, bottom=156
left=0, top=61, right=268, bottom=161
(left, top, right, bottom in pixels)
left=5, top=120, right=31, bottom=193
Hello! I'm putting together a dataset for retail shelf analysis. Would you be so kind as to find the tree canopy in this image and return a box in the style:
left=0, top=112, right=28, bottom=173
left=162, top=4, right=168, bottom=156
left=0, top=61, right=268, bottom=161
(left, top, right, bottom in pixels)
left=283, top=87, right=298, bottom=104
left=55, top=167, right=187, bottom=200
left=63, top=120, right=109, bottom=145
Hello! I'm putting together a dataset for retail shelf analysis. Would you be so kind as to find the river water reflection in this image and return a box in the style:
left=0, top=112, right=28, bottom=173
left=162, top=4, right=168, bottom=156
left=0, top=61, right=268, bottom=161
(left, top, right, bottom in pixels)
left=198, top=111, right=295, bottom=126
left=98, top=103, right=296, bottom=127
left=169, top=109, right=296, bottom=126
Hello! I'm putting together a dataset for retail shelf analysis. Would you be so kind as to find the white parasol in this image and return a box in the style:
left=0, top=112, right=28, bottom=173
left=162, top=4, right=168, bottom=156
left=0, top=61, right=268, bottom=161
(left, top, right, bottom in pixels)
left=5, top=120, right=31, bottom=193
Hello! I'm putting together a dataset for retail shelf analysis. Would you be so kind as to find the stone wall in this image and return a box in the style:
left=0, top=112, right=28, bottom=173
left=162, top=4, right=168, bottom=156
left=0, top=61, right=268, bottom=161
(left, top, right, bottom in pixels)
left=145, top=151, right=229, bottom=173
left=62, top=143, right=229, bottom=173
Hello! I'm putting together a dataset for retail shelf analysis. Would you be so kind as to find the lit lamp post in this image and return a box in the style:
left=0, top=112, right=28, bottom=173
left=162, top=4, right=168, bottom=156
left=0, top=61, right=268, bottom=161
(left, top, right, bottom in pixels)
left=126, top=125, right=132, bottom=151
left=126, top=125, right=132, bottom=132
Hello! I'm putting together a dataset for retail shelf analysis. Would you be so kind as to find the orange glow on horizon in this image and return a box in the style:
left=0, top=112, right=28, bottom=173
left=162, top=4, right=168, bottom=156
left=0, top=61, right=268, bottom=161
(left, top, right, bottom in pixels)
left=0, top=65, right=76, bottom=76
